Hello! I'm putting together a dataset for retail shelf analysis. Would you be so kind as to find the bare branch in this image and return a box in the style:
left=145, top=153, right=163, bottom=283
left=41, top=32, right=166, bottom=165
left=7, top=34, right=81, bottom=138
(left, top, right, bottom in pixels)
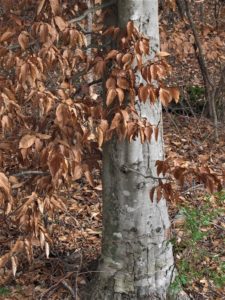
left=61, top=280, right=76, bottom=299
left=11, top=170, right=49, bottom=177
left=68, top=0, right=117, bottom=23
left=7, top=41, right=36, bottom=51
left=182, top=0, right=212, bottom=87
left=120, top=165, right=168, bottom=181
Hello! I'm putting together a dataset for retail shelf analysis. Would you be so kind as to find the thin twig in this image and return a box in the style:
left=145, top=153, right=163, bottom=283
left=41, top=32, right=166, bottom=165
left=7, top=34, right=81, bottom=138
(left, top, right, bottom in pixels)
left=181, top=184, right=204, bottom=194
left=164, top=109, right=181, bottom=134
left=10, top=170, right=49, bottom=177
left=182, top=0, right=212, bottom=87
left=68, top=0, right=117, bottom=23
left=61, top=280, right=76, bottom=299
left=7, top=41, right=36, bottom=51
left=182, top=0, right=219, bottom=140
left=40, top=272, right=76, bottom=300
left=121, top=165, right=168, bottom=180
left=74, top=251, right=83, bottom=300
left=88, top=78, right=102, bottom=86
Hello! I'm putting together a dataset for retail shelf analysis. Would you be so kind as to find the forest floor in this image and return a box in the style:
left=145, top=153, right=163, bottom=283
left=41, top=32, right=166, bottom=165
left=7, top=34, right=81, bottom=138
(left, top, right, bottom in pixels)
left=0, top=114, right=224, bottom=300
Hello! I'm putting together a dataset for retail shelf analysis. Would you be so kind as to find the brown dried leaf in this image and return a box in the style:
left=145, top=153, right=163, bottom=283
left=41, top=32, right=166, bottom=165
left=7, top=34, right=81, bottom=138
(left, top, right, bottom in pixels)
left=98, top=120, right=108, bottom=147
left=0, top=254, right=10, bottom=269
left=55, top=16, right=67, bottom=31
left=155, top=160, right=164, bottom=176
left=98, top=128, right=104, bottom=148
left=45, top=242, right=50, bottom=259
left=106, top=88, right=117, bottom=106
left=110, top=113, right=121, bottom=130
left=18, top=31, right=29, bottom=50
left=36, top=133, right=51, bottom=140
left=116, top=88, right=125, bottom=105
left=51, top=196, right=67, bottom=211
left=156, top=51, right=170, bottom=57
left=122, top=53, right=133, bottom=68
left=37, top=0, right=46, bottom=15
left=154, top=127, right=159, bottom=142
left=117, top=77, right=129, bottom=90
left=48, top=153, right=63, bottom=178
left=19, top=135, right=36, bottom=149
left=0, top=172, right=11, bottom=197
left=106, top=77, right=116, bottom=89
left=144, top=126, right=153, bottom=142
left=40, top=231, right=45, bottom=249
left=0, top=30, right=15, bottom=42
left=73, top=163, right=83, bottom=181
left=127, top=21, right=134, bottom=38
left=84, top=168, right=94, bottom=186
left=49, top=0, right=60, bottom=15
left=138, top=85, right=149, bottom=103
left=99, top=119, right=109, bottom=133
left=105, top=49, right=118, bottom=60
left=11, top=256, right=17, bottom=277
left=159, top=88, right=172, bottom=107
left=157, top=187, right=162, bottom=202
left=94, top=58, right=105, bottom=77
left=149, top=187, right=156, bottom=202
left=169, top=87, right=180, bottom=103
left=148, top=87, right=157, bottom=104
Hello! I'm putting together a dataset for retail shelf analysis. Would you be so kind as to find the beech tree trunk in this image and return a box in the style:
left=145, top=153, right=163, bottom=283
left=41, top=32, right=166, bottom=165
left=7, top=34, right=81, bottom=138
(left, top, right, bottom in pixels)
left=89, top=1, right=188, bottom=299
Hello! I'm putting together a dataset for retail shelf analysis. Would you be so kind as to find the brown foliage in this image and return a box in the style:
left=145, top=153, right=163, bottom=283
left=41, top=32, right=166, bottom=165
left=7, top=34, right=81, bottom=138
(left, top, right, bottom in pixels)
left=0, top=0, right=222, bottom=278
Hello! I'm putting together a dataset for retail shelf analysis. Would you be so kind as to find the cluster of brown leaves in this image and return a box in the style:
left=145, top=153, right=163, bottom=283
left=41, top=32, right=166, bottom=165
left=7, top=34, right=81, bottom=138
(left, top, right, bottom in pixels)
left=0, top=0, right=223, bottom=285
left=0, top=0, right=181, bottom=275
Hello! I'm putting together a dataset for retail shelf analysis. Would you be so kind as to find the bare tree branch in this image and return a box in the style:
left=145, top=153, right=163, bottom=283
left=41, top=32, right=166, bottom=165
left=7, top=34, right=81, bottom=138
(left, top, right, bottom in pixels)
left=120, top=165, right=168, bottom=181
left=182, top=0, right=212, bottom=87
left=11, top=170, right=49, bottom=177
left=68, top=0, right=117, bottom=24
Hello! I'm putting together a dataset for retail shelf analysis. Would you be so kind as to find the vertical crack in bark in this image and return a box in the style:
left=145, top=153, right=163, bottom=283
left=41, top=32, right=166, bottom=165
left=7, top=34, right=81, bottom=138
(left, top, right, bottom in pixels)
left=146, top=246, right=151, bottom=297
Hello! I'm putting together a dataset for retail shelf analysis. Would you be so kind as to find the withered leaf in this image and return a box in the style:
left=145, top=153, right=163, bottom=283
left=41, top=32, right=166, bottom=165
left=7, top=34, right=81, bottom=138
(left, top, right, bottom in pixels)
left=18, top=31, right=29, bottom=50
left=54, top=16, right=67, bottom=31
left=73, top=163, right=83, bottom=181
left=49, top=0, right=60, bottom=15
left=138, top=85, right=149, bottom=102
left=169, top=87, right=180, bottom=103
left=0, top=30, right=15, bottom=43
left=37, top=0, right=46, bottom=15
left=156, top=51, right=170, bottom=57
left=11, top=256, right=17, bottom=277
left=106, top=88, right=117, bottom=106
left=19, top=135, right=36, bottom=149
left=105, top=49, right=118, bottom=60
left=127, top=21, right=134, bottom=38
left=117, top=77, right=129, bottom=90
left=0, top=172, right=11, bottom=197
left=159, top=88, right=172, bottom=107
left=154, top=127, right=159, bottom=142
left=116, top=88, right=125, bottom=104
left=106, top=77, right=116, bottom=89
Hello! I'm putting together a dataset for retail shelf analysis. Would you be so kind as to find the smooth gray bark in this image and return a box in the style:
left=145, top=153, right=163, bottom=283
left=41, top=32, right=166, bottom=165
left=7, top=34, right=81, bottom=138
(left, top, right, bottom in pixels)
left=88, top=1, right=188, bottom=299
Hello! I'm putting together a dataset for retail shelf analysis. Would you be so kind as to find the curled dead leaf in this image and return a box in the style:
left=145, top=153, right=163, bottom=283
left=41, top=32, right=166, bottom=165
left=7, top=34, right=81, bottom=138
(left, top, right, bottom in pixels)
left=106, top=88, right=117, bottom=106
left=19, top=135, right=36, bottom=149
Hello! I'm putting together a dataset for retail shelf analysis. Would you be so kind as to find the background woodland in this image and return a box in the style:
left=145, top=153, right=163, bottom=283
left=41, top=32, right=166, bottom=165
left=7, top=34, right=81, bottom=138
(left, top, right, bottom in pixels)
left=0, top=0, right=224, bottom=299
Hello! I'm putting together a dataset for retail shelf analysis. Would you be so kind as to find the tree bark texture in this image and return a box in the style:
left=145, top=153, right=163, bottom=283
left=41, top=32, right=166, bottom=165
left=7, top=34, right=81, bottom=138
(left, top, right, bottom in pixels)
left=88, top=1, right=186, bottom=299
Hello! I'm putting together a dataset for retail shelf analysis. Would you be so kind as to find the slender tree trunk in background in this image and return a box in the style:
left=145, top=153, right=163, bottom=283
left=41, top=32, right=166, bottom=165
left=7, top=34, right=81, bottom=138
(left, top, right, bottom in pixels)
left=176, top=0, right=186, bottom=19
left=86, top=0, right=93, bottom=85
left=89, top=0, right=188, bottom=299
left=181, top=0, right=219, bottom=139
left=199, top=2, right=205, bottom=30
